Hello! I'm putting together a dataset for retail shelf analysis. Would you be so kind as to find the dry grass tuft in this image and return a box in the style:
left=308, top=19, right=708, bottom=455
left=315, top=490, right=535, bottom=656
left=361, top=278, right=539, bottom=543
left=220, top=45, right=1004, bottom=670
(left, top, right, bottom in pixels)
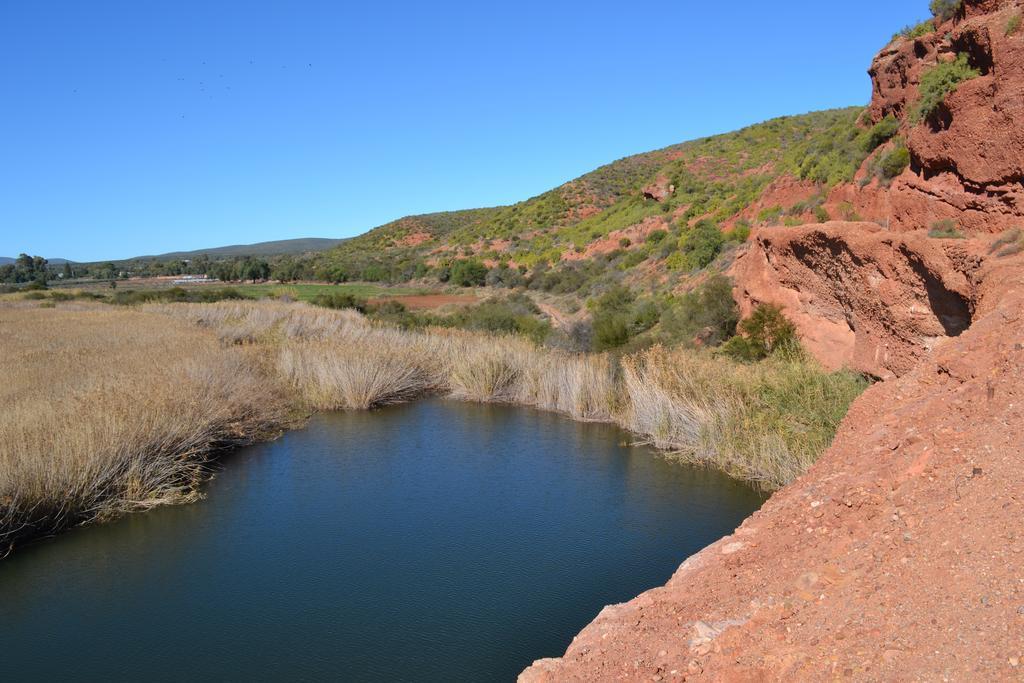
left=279, top=340, right=438, bottom=410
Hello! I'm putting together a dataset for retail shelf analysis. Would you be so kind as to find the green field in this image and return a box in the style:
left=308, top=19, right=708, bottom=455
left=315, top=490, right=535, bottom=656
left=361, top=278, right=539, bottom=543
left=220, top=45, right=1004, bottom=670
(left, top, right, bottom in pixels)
left=45, top=278, right=436, bottom=302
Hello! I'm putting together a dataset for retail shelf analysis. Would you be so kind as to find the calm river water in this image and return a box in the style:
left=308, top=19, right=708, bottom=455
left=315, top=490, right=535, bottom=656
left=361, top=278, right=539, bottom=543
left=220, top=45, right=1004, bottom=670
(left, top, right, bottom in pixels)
left=0, top=399, right=764, bottom=681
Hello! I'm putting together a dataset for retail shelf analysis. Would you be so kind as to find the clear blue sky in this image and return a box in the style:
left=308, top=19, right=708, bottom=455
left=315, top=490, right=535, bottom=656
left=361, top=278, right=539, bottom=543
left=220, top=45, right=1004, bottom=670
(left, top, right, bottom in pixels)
left=0, top=0, right=928, bottom=262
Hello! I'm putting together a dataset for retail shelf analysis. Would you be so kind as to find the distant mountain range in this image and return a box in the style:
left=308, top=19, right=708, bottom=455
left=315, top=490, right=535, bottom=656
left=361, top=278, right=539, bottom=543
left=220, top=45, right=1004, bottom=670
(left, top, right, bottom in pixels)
left=122, top=237, right=346, bottom=262
left=2, top=237, right=345, bottom=267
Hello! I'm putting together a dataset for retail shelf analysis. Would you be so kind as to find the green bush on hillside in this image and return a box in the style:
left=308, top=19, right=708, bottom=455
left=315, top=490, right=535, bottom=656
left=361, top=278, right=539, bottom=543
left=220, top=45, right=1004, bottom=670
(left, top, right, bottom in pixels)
left=864, top=115, right=900, bottom=152
left=1007, top=13, right=1022, bottom=36
left=677, top=220, right=726, bottom=271
left=442, top=292, right=551, bottom=343
left=928, top=218, right=965, bottom=238
left=728, top=220, right=752, bottom=242
left=876, top=140, right=911, bottom=180
left=659, top=274, right=739, bottom=347
left=448, top=259, right=488, bottom=287
left=758, top=206, right=784, bottom=225
left=589, top=285, right=663, bottom=351
left=720, top=304, right=799, bottom=362
left=912, top=54, right=981, bottom=123
left=930, top=0, right=961, bottom=22
left=780, top=108, right=874, bottom=186
left=895, top=19, right=936, bottom=41
left=484, top=265, right=524, bottom=288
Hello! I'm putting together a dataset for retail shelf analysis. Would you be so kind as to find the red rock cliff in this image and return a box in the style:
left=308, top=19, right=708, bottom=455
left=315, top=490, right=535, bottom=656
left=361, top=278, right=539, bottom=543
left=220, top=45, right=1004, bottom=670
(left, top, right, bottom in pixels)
left=734, top=0, right=1024, bottom=378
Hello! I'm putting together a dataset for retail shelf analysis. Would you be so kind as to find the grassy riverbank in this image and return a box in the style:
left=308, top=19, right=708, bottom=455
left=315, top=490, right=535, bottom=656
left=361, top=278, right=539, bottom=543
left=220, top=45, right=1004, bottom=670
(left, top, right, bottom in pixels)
left=0, top=303, right=291, bottom=552
left=0, top=300, right=866, bottom=551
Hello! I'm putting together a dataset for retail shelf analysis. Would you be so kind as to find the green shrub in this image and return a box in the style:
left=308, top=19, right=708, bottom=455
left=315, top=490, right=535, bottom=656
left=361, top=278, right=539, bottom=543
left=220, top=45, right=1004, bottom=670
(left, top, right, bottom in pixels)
left=721, top=304, right=799, bottom=362
left=728, top=220, right=752, bottom=243
left=589, top=285, right=663, bottom=351
left=678, top=220, right=726, bottom=270
left=618, top=237, right=632, bottom=248
left=593, top=314, right=632, bottom=351
left=930, top=0, right=961, bottom=22
left=449, top=259, right=488, bottom=287
left=928, top=218, right=965, bottom=238
left=370, top=300, right=408, bottom=315
left=837, top=201, right=862, bottom=222
left=758, top=205, right=784, bottom=225
left=310, top=291, right=368, bottom=312
left=912, top=54, right=981, bottom=123
left=485, top=265, right=524, bottom=288
left=646, top=229, right=668, bottom=244
left=864, top=115, right=900, bottom=152
left=111, top=287, right=250, bottom=306
left=448, top=293, right=550, bottom=343
left=1007, top=13, right=1022, bottom=36
left=895, top=19, right=936, bottom=41
left=659, top=274, right=739, bottom=347
left=620, top=249, right=648, bottom=269
left=814, top=206, right=831, bottom=223
left=877, top=140, right=911, bottom=180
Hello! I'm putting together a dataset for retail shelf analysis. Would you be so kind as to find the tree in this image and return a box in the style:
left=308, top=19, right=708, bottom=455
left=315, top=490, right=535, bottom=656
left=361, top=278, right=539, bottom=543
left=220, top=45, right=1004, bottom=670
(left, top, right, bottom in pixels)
left=239, top=258, right=271, bottom=282
left=2, top=254, right=49, bottom=284
left=449, top=259, right=487, bottom=287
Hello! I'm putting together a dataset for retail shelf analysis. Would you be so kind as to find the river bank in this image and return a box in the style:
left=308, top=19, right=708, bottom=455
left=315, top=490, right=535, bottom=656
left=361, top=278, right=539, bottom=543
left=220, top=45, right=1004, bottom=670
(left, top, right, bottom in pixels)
left=0, top=299, right=863, bottom=552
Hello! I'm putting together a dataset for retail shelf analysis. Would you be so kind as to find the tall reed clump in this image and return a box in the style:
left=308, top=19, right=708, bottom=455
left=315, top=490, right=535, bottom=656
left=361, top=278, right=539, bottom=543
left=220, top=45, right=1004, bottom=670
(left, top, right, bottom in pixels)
left=621, top=346, right=868, bottom=489
left=0, top=306, right=289, bottom=550
left=278, top=338, right=439, bottom=410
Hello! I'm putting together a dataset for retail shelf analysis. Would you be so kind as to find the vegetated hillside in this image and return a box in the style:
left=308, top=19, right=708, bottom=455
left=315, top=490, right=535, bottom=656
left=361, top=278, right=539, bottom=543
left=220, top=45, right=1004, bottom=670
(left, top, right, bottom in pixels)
left=315, top=107, right=882, bottom=287
left=129, top=237, right=346, bottom=261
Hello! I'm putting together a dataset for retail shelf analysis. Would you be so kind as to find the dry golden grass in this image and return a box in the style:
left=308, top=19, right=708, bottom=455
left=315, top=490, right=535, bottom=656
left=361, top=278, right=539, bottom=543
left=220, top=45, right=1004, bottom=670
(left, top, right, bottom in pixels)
left=0, top=305, right=289, bottom=550
left=1, top=299, right=866, bottom=550
left=149, top=302, right=620, bottom=421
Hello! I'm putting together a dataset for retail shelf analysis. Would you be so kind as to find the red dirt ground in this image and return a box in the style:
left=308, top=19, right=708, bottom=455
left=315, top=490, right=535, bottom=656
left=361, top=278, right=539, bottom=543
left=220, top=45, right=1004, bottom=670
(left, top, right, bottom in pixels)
left=368, top=293, right=478, bottom=310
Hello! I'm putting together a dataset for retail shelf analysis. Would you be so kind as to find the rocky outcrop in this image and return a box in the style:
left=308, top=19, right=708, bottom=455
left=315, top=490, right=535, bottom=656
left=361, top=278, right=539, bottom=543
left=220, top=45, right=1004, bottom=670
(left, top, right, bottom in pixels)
left=872, top=0, right=1024, bottom=234
left=735, top=0, right=1024, bottom=378
left=642, top=176, right=675, bottom=202
left=730, top=223, right=984, bottom=378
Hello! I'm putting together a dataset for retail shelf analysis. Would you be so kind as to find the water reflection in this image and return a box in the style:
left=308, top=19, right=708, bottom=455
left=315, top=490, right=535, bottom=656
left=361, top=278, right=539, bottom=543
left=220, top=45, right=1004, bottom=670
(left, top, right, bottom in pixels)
left=0, top=399, right=764, bottom=682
